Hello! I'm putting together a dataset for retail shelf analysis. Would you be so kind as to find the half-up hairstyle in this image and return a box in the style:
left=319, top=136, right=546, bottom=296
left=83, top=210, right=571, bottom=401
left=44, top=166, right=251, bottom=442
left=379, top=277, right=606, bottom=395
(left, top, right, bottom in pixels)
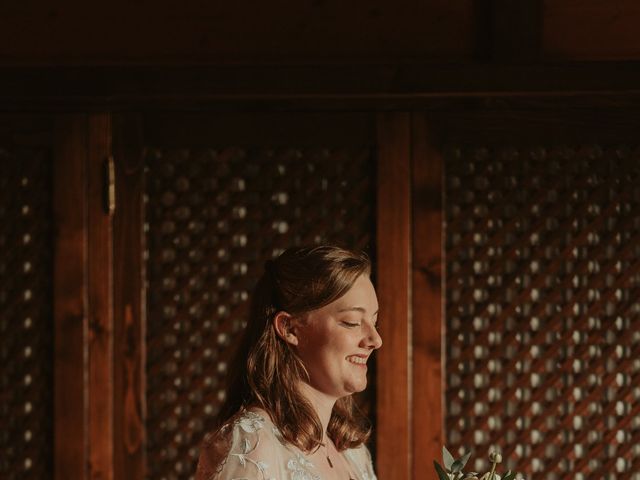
left=216, top=245, right=372, bottom=452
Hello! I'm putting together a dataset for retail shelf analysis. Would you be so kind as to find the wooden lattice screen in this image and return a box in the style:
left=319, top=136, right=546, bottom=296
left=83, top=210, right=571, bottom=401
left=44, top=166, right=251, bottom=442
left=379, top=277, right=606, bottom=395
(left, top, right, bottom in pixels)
left=445, top=145, right=640, bottom=479
left=144, top=146, right=376, bottom=480
left=0, top=146, right=54, bottom=480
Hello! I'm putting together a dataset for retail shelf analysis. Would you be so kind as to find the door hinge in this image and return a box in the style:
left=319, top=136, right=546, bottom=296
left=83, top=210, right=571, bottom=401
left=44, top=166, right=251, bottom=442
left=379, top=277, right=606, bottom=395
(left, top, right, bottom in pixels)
left=104, top=156, right=116, bottom=215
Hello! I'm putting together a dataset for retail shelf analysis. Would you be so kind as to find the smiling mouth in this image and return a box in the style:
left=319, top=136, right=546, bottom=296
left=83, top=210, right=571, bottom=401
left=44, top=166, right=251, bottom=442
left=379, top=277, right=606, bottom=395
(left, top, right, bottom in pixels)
left=346, top=355, right=367, bottom=366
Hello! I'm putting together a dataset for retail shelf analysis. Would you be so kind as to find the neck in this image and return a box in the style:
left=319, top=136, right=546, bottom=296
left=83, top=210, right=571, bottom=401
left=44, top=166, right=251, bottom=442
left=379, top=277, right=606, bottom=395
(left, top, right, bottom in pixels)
left=298, top=382, right=338, bottom=437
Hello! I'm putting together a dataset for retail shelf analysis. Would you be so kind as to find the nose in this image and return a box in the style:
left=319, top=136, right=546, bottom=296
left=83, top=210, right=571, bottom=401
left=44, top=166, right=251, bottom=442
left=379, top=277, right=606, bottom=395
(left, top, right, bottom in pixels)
left=363, top=323, right=382, bottom=350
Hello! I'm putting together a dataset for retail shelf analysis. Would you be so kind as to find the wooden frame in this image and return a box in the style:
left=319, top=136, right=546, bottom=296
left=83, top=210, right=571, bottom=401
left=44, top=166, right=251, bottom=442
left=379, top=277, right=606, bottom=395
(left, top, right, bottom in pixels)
left=54, top=114, right=89, bottom=480
left=375, top=113, right=412, bottom=479
left=53, top=114, right=114, bottom=480
left=410, top=113, right=444, bottom=471
left=375, top=113, right=445, bottom=478
left=87, top=114, right=114, bottom=480
left=112, top=114, right=146, bottom=480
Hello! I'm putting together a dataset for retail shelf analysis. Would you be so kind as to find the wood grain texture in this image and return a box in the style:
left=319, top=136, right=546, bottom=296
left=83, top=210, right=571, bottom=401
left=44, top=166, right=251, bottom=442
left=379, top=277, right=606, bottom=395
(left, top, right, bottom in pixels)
left=112, top=114, right=146, bottom=480
left=410, top=113, right=444, bottom=472
left=544, top=0, right=640, bottom=60
left=54, top=115, right=88, bottom=480
left=0, top=0, right=474, bottom=64
left=4, top=64, right=640, bottom=112
left=87, top=114, right=114, bottom=480
left=488, top=0, right=542, bottom=62
left=375, top=112, right=412, bottom=479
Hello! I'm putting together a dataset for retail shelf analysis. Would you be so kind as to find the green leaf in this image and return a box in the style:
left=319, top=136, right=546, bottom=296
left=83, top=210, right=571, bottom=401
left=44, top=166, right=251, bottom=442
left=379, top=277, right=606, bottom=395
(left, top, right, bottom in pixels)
left=434, top=461, right=451, bottom=480
left=502, top=471, right=516, bottom=480
left=443, top=446, right=455, bottom=470
left=459, top=451, right=472, bottom=469
left=451, top=459, right=464, bottom=473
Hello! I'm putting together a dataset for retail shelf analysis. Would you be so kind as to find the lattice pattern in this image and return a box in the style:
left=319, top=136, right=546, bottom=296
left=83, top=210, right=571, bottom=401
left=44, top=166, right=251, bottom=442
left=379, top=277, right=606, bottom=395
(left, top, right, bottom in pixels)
left=0, top=147, right=54, bottom=479
left=445, top=145, right=640, bottom=480
left=144, top=147, right=376, bottom=480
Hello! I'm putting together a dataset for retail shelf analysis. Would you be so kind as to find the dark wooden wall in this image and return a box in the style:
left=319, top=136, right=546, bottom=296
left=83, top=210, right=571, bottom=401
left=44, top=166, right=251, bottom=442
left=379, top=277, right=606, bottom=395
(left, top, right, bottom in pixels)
left=1, top=0, right=476, bottom=65
left=2, top=2, right=640, bottom=480
left=3, top=0, right=640, bottom=65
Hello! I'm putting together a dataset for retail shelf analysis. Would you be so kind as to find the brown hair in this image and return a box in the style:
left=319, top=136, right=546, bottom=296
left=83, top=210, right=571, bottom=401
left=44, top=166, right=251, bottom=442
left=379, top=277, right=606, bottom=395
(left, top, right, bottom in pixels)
left=217, top=245, right=373, bottom=452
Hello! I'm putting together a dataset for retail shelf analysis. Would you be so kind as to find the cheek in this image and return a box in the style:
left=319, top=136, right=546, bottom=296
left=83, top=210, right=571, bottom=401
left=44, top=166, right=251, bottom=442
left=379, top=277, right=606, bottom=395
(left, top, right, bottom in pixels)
left=299, top=328, right=351, bottom=365
left=297, top=327, right=331, bottom=359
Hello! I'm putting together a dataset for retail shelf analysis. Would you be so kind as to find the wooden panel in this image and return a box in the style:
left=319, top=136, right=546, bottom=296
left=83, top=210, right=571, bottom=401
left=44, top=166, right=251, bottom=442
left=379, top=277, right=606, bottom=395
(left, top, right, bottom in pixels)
left=444, top=143, right=640, bottom=478
left=87, top=114, right=114, bottom=480
left=544, top=0, right=640, bottom=60
left=375, top=113, right=412, bottom=479
left=0, top=0, right=474, bottom=64
left=53, top=115, right=88, bottom=480
left=113, top=114, right=146, bottom=480
left=411, top=113, right=444, bottom=473
left=142, top=113, right=377, bottom=479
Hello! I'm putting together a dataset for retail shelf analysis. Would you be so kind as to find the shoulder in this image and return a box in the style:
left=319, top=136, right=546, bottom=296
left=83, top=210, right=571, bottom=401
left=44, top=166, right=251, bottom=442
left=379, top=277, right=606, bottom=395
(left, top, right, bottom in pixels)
left=196, top=410, right=284, bottom=480
left=344, top=443, right=377, bottom=480
left=344, top=443, right=372, bottom=463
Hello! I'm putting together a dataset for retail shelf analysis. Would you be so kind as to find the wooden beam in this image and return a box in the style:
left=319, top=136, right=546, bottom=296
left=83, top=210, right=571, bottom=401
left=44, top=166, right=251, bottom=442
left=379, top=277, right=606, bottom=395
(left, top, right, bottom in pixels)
left=544, top=0, right=640, bottom=60
left=2, top=63, right=640, bottom=111
left=112, top=114, right=146, bottom=480
left=87, top=114, right=114, bottom=480
left=54, top=115, right=89, bottom=480
left=376, top=112, right=412, bottom=479
left=411, top=113, right=444, bottom=471
left=488, top=0, right=542, bottom=63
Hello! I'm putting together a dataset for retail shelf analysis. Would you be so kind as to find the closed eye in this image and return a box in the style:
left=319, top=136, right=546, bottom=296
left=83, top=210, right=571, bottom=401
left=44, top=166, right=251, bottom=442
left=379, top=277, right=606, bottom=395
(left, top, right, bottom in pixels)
left=340, top=321, right=361, bottom=328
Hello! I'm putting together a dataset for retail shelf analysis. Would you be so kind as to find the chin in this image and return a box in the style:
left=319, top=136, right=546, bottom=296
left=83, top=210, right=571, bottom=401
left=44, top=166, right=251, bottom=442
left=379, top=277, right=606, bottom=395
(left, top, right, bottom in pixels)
left=345, top=382, right=367, bottom=395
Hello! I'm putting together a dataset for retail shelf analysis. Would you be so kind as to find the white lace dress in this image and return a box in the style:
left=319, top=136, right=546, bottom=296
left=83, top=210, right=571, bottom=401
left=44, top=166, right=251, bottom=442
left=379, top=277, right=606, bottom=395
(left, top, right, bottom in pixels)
left=196, top=410, right=377, bottom=480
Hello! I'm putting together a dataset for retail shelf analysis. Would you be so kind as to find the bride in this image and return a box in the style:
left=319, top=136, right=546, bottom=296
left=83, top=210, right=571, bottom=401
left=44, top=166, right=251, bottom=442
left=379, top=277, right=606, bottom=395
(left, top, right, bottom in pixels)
left=196, top=245, right=382, bottom=480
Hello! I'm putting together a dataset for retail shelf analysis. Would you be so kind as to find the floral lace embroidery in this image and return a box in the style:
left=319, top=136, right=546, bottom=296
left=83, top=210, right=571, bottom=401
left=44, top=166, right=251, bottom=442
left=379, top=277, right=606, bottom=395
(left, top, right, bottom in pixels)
left=287, top=453, right=320, bottom=480
left=199, top=410, right=376, bottom=480
left=272, top=426, right=287, bottom=446
left=344, top=448, right=373, bottom=480
left=237, top=411, right=266, bottom=434
left=226, top=412, right=275, bottom=480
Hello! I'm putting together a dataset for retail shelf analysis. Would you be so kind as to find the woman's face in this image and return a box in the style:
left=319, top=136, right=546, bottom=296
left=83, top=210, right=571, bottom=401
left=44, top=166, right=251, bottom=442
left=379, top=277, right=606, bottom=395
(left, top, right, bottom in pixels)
left=293, top=274, right=382, bottom=399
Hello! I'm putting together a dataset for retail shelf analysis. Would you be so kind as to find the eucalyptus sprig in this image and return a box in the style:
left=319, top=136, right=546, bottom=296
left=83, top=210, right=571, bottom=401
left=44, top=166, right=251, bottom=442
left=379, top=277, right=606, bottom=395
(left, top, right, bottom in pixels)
left=434, top=446, right=519, bottom=480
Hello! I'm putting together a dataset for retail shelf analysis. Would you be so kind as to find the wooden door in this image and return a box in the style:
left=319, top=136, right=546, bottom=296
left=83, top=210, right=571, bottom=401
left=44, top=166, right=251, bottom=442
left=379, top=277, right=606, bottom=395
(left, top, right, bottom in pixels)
left=0, top=114, right=114, bottom=480
left=411, top=106, right=640, bottom=480
left=113, top=112, right=381, bottom=479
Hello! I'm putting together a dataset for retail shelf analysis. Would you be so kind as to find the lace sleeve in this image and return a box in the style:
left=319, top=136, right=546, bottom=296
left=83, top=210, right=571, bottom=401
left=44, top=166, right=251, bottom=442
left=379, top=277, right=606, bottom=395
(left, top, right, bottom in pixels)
left=196, top=412, right=280, bottom=480
left=361, top=444, right=377, bottom=480
left=344, top=444, right=378, bottom=480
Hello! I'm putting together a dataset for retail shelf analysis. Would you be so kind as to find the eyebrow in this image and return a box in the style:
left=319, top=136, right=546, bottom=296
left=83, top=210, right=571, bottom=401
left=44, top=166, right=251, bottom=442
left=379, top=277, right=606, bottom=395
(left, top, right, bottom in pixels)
left=337, top=307, right=379, bottom=316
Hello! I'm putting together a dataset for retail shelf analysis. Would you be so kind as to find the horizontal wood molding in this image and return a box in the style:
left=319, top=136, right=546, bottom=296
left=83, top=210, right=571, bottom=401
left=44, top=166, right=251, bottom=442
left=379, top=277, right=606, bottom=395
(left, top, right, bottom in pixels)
left=2, top=63, right=640, bottom=111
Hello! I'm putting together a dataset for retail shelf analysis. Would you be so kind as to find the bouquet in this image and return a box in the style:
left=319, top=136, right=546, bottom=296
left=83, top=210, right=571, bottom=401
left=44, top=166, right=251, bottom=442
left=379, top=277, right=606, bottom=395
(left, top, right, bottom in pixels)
left=434, top=446, right=519, bottom=480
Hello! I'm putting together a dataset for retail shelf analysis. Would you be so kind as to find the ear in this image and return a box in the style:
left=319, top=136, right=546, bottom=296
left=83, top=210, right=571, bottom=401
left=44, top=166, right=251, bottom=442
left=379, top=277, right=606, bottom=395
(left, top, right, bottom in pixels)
left=273, top=311, right=299, bottom=346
